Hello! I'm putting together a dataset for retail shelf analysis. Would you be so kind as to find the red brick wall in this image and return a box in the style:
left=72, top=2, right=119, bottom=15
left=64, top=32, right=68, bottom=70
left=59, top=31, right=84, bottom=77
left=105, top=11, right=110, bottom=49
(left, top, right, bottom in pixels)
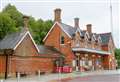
left=102, top=45, right=108, bottom=51
left=8, top=33, right=55, bottom=76
left=0, top=56, right=6, bottom=74
left=10, top=57, right=54, bottom=75
left=44, top=23, right=74, bottom=66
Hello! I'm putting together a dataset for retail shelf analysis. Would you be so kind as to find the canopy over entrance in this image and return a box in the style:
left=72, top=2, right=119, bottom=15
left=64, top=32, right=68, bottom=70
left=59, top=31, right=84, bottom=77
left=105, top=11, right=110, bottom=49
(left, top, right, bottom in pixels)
left=72, top=47, right=111, bottom=55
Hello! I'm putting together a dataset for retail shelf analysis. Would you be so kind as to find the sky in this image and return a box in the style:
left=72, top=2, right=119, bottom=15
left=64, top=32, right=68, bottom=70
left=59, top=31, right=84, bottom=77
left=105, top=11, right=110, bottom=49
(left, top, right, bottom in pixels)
left=0, top=0, right=120, bottom=48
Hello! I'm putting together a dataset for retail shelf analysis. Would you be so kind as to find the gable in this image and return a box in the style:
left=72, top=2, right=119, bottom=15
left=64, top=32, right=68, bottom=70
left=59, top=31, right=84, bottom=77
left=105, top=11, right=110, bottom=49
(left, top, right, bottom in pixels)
left=43, top=22, right=76, bottom=42
left=14, top=33, right=39, bottom=56
left=14, top=31, right=39, bottom=52
left=0, top=30, right=26, bottom=49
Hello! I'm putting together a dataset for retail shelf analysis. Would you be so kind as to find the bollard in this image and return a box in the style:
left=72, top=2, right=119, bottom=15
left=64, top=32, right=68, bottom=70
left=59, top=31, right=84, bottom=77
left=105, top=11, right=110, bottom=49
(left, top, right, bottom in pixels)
left=76, top=66, right=79, bottom=72
left=58, top=68, right=61, bottom=81
left=38, top=70, right=41, bottom=80
left=17, top=72, right=20, bottom=82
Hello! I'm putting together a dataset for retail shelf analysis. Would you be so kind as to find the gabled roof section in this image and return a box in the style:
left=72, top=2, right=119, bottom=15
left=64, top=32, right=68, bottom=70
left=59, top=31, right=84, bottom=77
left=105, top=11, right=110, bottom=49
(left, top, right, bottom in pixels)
left=75, top=27, right=84, bottom=37
left=59, top=22, right=77, bottom=37
left=0, top=29, right=26, bottom=49
left=0, top=28, right=39, bottom=52
left=99, top=32, right=112, bottom=45
left=43, top=22, right=77, bottom=42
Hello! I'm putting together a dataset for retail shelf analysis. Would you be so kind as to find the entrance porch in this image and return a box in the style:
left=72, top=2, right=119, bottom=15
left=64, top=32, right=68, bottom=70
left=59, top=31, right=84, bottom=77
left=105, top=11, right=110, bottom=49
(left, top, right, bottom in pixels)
left=72, top=48, right=112, bottom=72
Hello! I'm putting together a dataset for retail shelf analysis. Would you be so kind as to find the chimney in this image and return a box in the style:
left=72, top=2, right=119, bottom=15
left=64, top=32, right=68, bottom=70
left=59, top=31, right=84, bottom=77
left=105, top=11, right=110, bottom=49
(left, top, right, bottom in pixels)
left=86, top=24, right=92, bottom=33
left=74, top=18, right=79, bottom=27
left=54, top=8, right=61, bottom=22
left=23, top=15, right=29, bottom=30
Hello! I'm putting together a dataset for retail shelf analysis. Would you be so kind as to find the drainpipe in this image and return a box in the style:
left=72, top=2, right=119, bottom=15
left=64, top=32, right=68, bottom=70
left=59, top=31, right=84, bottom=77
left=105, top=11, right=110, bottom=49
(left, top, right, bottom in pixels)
left=5, top=51, right=8, bottom=79
left=4, top=49, right=13, bottom=79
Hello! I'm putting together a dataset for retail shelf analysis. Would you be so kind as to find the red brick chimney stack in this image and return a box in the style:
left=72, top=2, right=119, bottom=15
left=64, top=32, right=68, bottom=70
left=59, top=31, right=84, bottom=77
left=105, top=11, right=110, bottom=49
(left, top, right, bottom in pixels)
left=86, top=24, right=92, bottom=33
left=74, top=18, right=79, bottom=28
left=54, top=8, right=61, bottom=22
left=23, top=15, right=29, bottom=30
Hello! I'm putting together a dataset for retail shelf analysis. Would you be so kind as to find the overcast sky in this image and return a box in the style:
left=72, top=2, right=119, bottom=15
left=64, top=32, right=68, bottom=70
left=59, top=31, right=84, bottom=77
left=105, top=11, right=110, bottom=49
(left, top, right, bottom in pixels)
left=0, top=0, right=120, bottom=48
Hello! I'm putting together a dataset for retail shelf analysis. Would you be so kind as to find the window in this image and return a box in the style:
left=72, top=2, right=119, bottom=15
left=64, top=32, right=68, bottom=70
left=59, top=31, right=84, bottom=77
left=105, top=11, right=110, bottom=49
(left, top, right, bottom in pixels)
left=60, top=35, right=64, bottom=44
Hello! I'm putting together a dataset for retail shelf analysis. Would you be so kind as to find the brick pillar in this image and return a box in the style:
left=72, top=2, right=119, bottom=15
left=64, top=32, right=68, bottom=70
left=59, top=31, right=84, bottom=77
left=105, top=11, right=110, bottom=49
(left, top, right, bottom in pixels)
left=23, top=15, right=29, bottom=30
left=86, top=24, right=92, bottom=34
left=74, top=18, right=79, bottom=28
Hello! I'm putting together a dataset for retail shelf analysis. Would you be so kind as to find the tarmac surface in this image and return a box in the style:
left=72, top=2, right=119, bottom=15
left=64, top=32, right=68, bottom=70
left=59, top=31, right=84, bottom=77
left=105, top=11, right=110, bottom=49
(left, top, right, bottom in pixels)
left=1, top=70, right=120, bottom=82
left=54, top=74, right=120, bottom=82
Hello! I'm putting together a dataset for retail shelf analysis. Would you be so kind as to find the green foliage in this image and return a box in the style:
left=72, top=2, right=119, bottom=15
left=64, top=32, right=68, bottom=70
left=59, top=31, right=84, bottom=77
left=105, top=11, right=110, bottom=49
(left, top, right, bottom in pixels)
left=0, top=12, right=17, bottom=39
left=0, top=4, right=53, bottom=44
left=2, top=4, right=23, bottom=28
left=29, top=17, right=53, bottom=44
left=115, top=48, right=120, bottom=68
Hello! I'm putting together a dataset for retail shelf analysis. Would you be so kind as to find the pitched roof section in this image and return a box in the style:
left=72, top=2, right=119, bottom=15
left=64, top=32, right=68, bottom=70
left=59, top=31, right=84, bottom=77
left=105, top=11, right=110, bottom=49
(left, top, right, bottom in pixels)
left=38, top=45, right=64, bottom=58
left=59, top=23, right=77, bottom=37
left=0, top=29, right=26, bottom=49
left=0, top=28, right=39, bottom=52
left=43, top=22, right=77, bottom=41
left=43, top=22, right=112, bottom=45
left=99, top=32, right=111, bottom=45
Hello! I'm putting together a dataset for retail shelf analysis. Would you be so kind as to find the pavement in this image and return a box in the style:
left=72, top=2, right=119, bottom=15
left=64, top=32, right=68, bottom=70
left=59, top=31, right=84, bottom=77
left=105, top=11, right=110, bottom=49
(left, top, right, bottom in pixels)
left=0, top=69, right=120, bottom=82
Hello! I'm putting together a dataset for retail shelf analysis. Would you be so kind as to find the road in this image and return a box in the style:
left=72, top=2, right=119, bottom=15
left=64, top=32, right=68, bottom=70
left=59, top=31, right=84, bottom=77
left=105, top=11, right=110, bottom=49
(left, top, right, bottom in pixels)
left=55, top=74, right=120, bottom=82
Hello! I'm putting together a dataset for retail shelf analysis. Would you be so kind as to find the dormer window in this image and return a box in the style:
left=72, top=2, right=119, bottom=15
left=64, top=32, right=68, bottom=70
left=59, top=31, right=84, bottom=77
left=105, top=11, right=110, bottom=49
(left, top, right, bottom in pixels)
left=92, top=34, right=96, bottom=42
left=60, top=35, right=64, bottom=44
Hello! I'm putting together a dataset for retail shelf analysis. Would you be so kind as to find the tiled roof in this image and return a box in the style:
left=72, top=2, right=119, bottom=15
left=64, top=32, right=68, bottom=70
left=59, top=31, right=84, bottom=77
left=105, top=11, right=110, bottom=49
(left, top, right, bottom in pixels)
left=60, top=22, right=112, bottom=45
left=0, top=28, right=26, bottom=49
left=99, top=33, right=111, bottom=45
left=38, top=45, right=64, bottom=58
left=60, top=23, right=87, bottom=38
left=60, top=23, right=77, bottom=37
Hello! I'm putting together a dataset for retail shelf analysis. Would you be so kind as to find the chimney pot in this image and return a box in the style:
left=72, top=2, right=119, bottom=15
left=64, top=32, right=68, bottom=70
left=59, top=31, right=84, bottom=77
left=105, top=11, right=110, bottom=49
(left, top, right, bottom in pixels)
left=74, top=18, right=79, bottom=27
left=54, top=8, right=61, bottom=22
left=86, top=24, right=92, bottom=33
left=23, top=15, right=29, bottom=30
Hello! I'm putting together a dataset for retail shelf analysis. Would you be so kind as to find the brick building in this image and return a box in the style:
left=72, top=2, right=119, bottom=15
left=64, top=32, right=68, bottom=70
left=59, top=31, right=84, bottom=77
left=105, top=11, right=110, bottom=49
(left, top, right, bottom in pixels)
left=43, top=8, right=117, bottom=71
left=0, top=16, right=63, bottom=78
left=0, top=8, right=117, bottom=79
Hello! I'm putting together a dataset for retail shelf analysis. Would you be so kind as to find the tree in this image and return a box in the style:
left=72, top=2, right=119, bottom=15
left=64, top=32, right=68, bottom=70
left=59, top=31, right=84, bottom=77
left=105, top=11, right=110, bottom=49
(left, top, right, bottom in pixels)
left=0, top=4, right=53, bottom=44
left=2, top=4, right=23, bottom=28
left=115, top=48, right=120, bottom=68
left=0, top=12, right=17, bottom=39
left=29, top=18, right=53, bottom=44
